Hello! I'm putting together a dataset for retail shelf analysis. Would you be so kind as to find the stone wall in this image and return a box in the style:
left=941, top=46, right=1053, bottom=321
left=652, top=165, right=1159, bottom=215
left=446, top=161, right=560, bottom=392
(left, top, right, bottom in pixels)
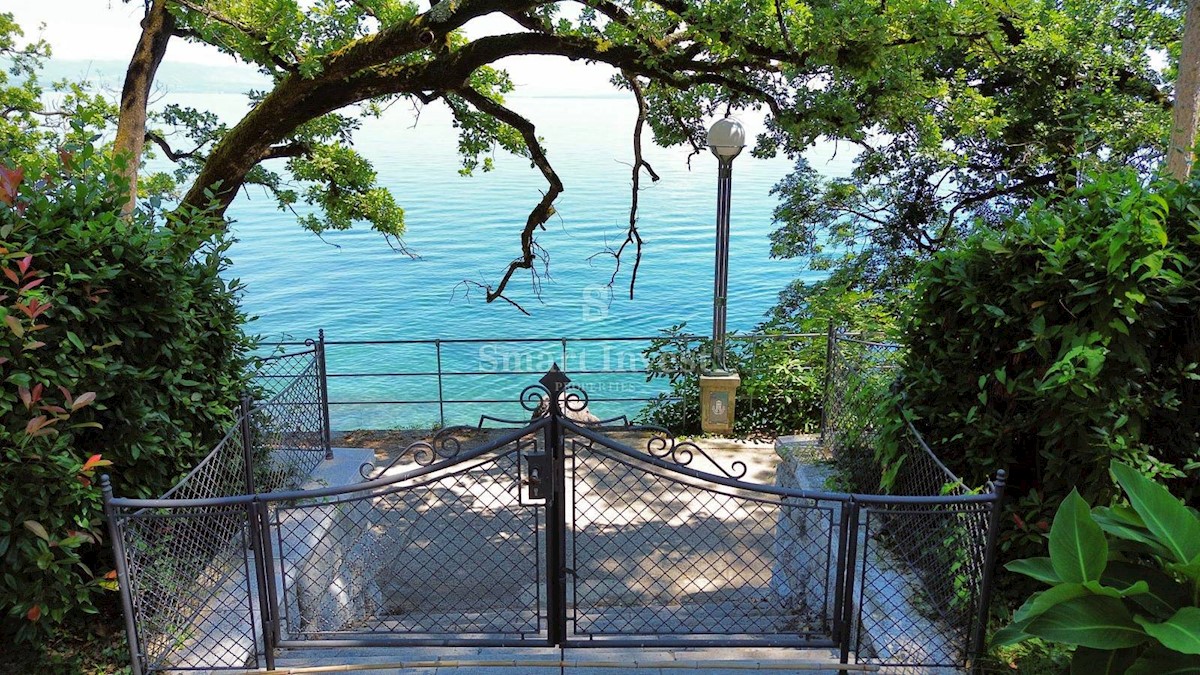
left=771, top=436, right=840, bottom=632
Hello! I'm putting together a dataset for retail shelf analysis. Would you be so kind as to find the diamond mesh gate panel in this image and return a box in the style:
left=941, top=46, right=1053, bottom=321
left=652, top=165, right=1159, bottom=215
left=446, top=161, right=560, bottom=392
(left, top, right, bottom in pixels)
left=272, top=442, right=546, bottom=641
left=822, top=331, right=1000, bottom=671
left=113, top=504, right=259, bottom=671
left=111, top=345, right=328, bottom=673
left=854, top=501, right=991, bottom=669
left=249, top=358, right=326, bottom=491
left=567, top=440, right=836, bottom=641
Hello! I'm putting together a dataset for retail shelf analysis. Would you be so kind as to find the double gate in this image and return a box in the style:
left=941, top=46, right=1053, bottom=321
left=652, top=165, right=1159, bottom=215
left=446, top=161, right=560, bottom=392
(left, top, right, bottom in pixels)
left=106, top=366, right=1004, bottom=674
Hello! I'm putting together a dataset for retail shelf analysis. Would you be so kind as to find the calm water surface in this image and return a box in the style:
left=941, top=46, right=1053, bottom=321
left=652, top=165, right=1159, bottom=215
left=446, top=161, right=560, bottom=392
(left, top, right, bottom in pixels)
left=171, top=94, right=852, bottom=427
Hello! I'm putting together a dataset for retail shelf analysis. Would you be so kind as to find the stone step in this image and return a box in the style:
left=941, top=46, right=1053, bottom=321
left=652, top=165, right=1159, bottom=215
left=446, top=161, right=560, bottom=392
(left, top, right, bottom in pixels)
left=272, top=645, right=848, bottom=674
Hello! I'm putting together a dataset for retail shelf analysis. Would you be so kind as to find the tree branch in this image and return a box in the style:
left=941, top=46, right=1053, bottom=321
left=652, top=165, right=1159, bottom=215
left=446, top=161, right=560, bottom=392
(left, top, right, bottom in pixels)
left=174, top=0, right=299, bottom=73
left=602, top=71, right=660, bottom=299
left=454, top=86, right=564, bottom=308
left=938, top=173, right=1056, bottom=243
left=144, top=130, right=201, bottom=162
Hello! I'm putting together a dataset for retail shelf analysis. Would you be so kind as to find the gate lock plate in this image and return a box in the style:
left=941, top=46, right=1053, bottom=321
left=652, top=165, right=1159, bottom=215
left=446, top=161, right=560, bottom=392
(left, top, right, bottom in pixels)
left=523, top=451, right=550, bottom=500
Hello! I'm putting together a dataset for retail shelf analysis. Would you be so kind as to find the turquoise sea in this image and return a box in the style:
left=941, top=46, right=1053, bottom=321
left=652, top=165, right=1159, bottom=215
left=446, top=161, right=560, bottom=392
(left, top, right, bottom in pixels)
left=158, top=92, right=852, bottom=428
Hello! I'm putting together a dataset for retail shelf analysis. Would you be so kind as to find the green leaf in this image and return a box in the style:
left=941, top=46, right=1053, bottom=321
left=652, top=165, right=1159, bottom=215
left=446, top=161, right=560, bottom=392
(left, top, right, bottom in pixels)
left=991, top=618, right=1032, bottom=648
left=1111, top=462, right=1200, bottom=564
left=22, top=520, right=48, bottom=542
left=1126, top=644, right=1200, bottom=674
left=1083, top=579, right=1149, bottom=598
left=1014, top=583, right=1091, bottom=622
left=1050, top=489, right=1107, bottom=582
left=1070, top=646, right=1140, bottom=675
left=1006, top=557, right=1061, bottom=584
left=1135, top=608, right=1200, bottom=655
left=1094, top=506, right=1174, bottom=559
left=1025, top=596, right=1148, bottom=649
left=1102, top=561, right=1189, bottom=617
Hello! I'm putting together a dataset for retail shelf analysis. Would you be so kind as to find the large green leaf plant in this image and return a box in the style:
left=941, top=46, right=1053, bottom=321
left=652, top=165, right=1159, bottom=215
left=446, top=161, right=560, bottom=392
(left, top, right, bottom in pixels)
left=996, top=462, right=1200, bottom=672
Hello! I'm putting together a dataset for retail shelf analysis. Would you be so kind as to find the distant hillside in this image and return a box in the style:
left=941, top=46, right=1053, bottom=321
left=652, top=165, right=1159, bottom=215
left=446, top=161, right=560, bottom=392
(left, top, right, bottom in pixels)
left=40, top=59, right=268, bottom=94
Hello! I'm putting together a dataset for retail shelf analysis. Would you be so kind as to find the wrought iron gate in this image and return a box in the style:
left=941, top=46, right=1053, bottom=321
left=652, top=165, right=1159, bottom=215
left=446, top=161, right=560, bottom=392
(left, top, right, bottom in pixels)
left=106, top=365, right=1005, bottom=674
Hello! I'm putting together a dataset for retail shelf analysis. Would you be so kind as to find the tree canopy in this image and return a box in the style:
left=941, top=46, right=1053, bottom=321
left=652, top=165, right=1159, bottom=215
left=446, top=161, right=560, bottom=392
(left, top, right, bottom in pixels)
left=5, top=0, right=1192, bottom=312
left=63, top=0, right=1161, bottom=310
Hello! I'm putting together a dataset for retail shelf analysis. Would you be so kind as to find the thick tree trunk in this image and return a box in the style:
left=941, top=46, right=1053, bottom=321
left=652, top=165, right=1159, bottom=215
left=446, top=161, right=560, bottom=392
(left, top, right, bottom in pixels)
left=113, top=0, right=175, bottom=214
left=1168, top=0, right=1200, bottom=181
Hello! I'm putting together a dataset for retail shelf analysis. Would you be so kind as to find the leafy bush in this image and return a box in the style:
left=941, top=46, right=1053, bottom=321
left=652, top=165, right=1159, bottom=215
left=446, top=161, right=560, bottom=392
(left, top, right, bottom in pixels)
left=637, top=323, right=825, bottom=437
left=0, top=140, right=254, bottom=641
left=996, top=462, right=1200, bottom=672
left=899, top=170, right=1200, bottom=571
left=639, top=280, right=900, bottom=438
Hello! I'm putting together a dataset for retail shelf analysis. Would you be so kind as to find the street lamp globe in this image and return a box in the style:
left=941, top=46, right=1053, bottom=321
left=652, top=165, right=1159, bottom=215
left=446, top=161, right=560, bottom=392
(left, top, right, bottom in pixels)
left=707, top=117, right=746, bottom=160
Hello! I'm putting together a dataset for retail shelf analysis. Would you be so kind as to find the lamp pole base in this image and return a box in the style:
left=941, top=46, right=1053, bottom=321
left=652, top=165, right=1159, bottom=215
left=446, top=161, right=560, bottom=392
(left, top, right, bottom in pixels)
left=699, top=371, right=741, bottom=435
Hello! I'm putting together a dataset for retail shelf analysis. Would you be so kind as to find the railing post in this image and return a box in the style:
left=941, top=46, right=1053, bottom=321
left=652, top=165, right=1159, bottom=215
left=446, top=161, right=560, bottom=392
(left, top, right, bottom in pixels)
left=838, top=498, right=861, bottom=666
left=830, top=498, right=851, bottom=644
left=435, top=339, right=445, bottom=428
left=246, top=497, right=276, bottom=670
left=102, top=475, right=144, bottom=675
left=541, top=366, right=569, bottom=646
left=971, top=469, right=1008, bottom=673
left=317, top=329, right=333, bottom=459
left=820, top=322, right=837, bottom=446
left=239, top=394, right=256, bottom=495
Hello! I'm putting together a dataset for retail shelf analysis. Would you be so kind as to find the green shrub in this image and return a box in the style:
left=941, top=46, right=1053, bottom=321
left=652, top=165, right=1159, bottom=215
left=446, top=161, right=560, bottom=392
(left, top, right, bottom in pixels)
left=996, top=462, right=1200, bottom=672
left=637, top=323, right=826, bottom=437
left=639, top=281, right=901, bottom=438
left=0, top=141, right=254, bottom=641
left=900, top=169, right=1200, bottom=584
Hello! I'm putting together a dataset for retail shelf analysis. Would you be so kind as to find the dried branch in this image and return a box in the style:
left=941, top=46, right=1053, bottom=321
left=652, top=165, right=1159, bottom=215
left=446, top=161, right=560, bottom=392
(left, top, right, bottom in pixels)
left=454, top=87, right=564, bottom=309
left=453, top=279, right=532, bottom=316
left=601, top=71, right=661, bottom=299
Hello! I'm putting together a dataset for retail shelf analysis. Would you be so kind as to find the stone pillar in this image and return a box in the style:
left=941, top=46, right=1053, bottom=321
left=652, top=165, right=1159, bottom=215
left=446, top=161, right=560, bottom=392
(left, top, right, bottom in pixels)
left=699, top=371, right=741, bottom=434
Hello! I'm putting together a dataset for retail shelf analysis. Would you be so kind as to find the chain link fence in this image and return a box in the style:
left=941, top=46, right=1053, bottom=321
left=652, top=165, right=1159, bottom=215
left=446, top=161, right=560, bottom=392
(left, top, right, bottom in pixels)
left=822, top=329, right=1003, bottom=672
left=104, top=341, right=330, bottom=673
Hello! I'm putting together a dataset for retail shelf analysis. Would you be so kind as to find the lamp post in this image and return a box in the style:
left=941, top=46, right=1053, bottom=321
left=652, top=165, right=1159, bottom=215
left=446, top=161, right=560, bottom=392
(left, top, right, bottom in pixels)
left=699, top=117, right=745, bottom=435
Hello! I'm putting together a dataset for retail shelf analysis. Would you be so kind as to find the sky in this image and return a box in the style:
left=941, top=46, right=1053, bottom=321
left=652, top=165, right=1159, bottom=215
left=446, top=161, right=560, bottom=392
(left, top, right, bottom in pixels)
left=5, top=0, right=619, bottom=96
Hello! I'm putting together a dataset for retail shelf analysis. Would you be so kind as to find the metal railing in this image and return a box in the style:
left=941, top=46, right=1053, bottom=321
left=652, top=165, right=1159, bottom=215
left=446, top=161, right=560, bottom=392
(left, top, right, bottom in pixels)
left=822, top=328, right=1006, bottom=670
left=104, top=362, right=1004, bottom=674
left=265, top=332, right=826, bottom=430
left=103, top=343, right=331, bottom=675
left=103, top=327, right=1006, bottom=674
